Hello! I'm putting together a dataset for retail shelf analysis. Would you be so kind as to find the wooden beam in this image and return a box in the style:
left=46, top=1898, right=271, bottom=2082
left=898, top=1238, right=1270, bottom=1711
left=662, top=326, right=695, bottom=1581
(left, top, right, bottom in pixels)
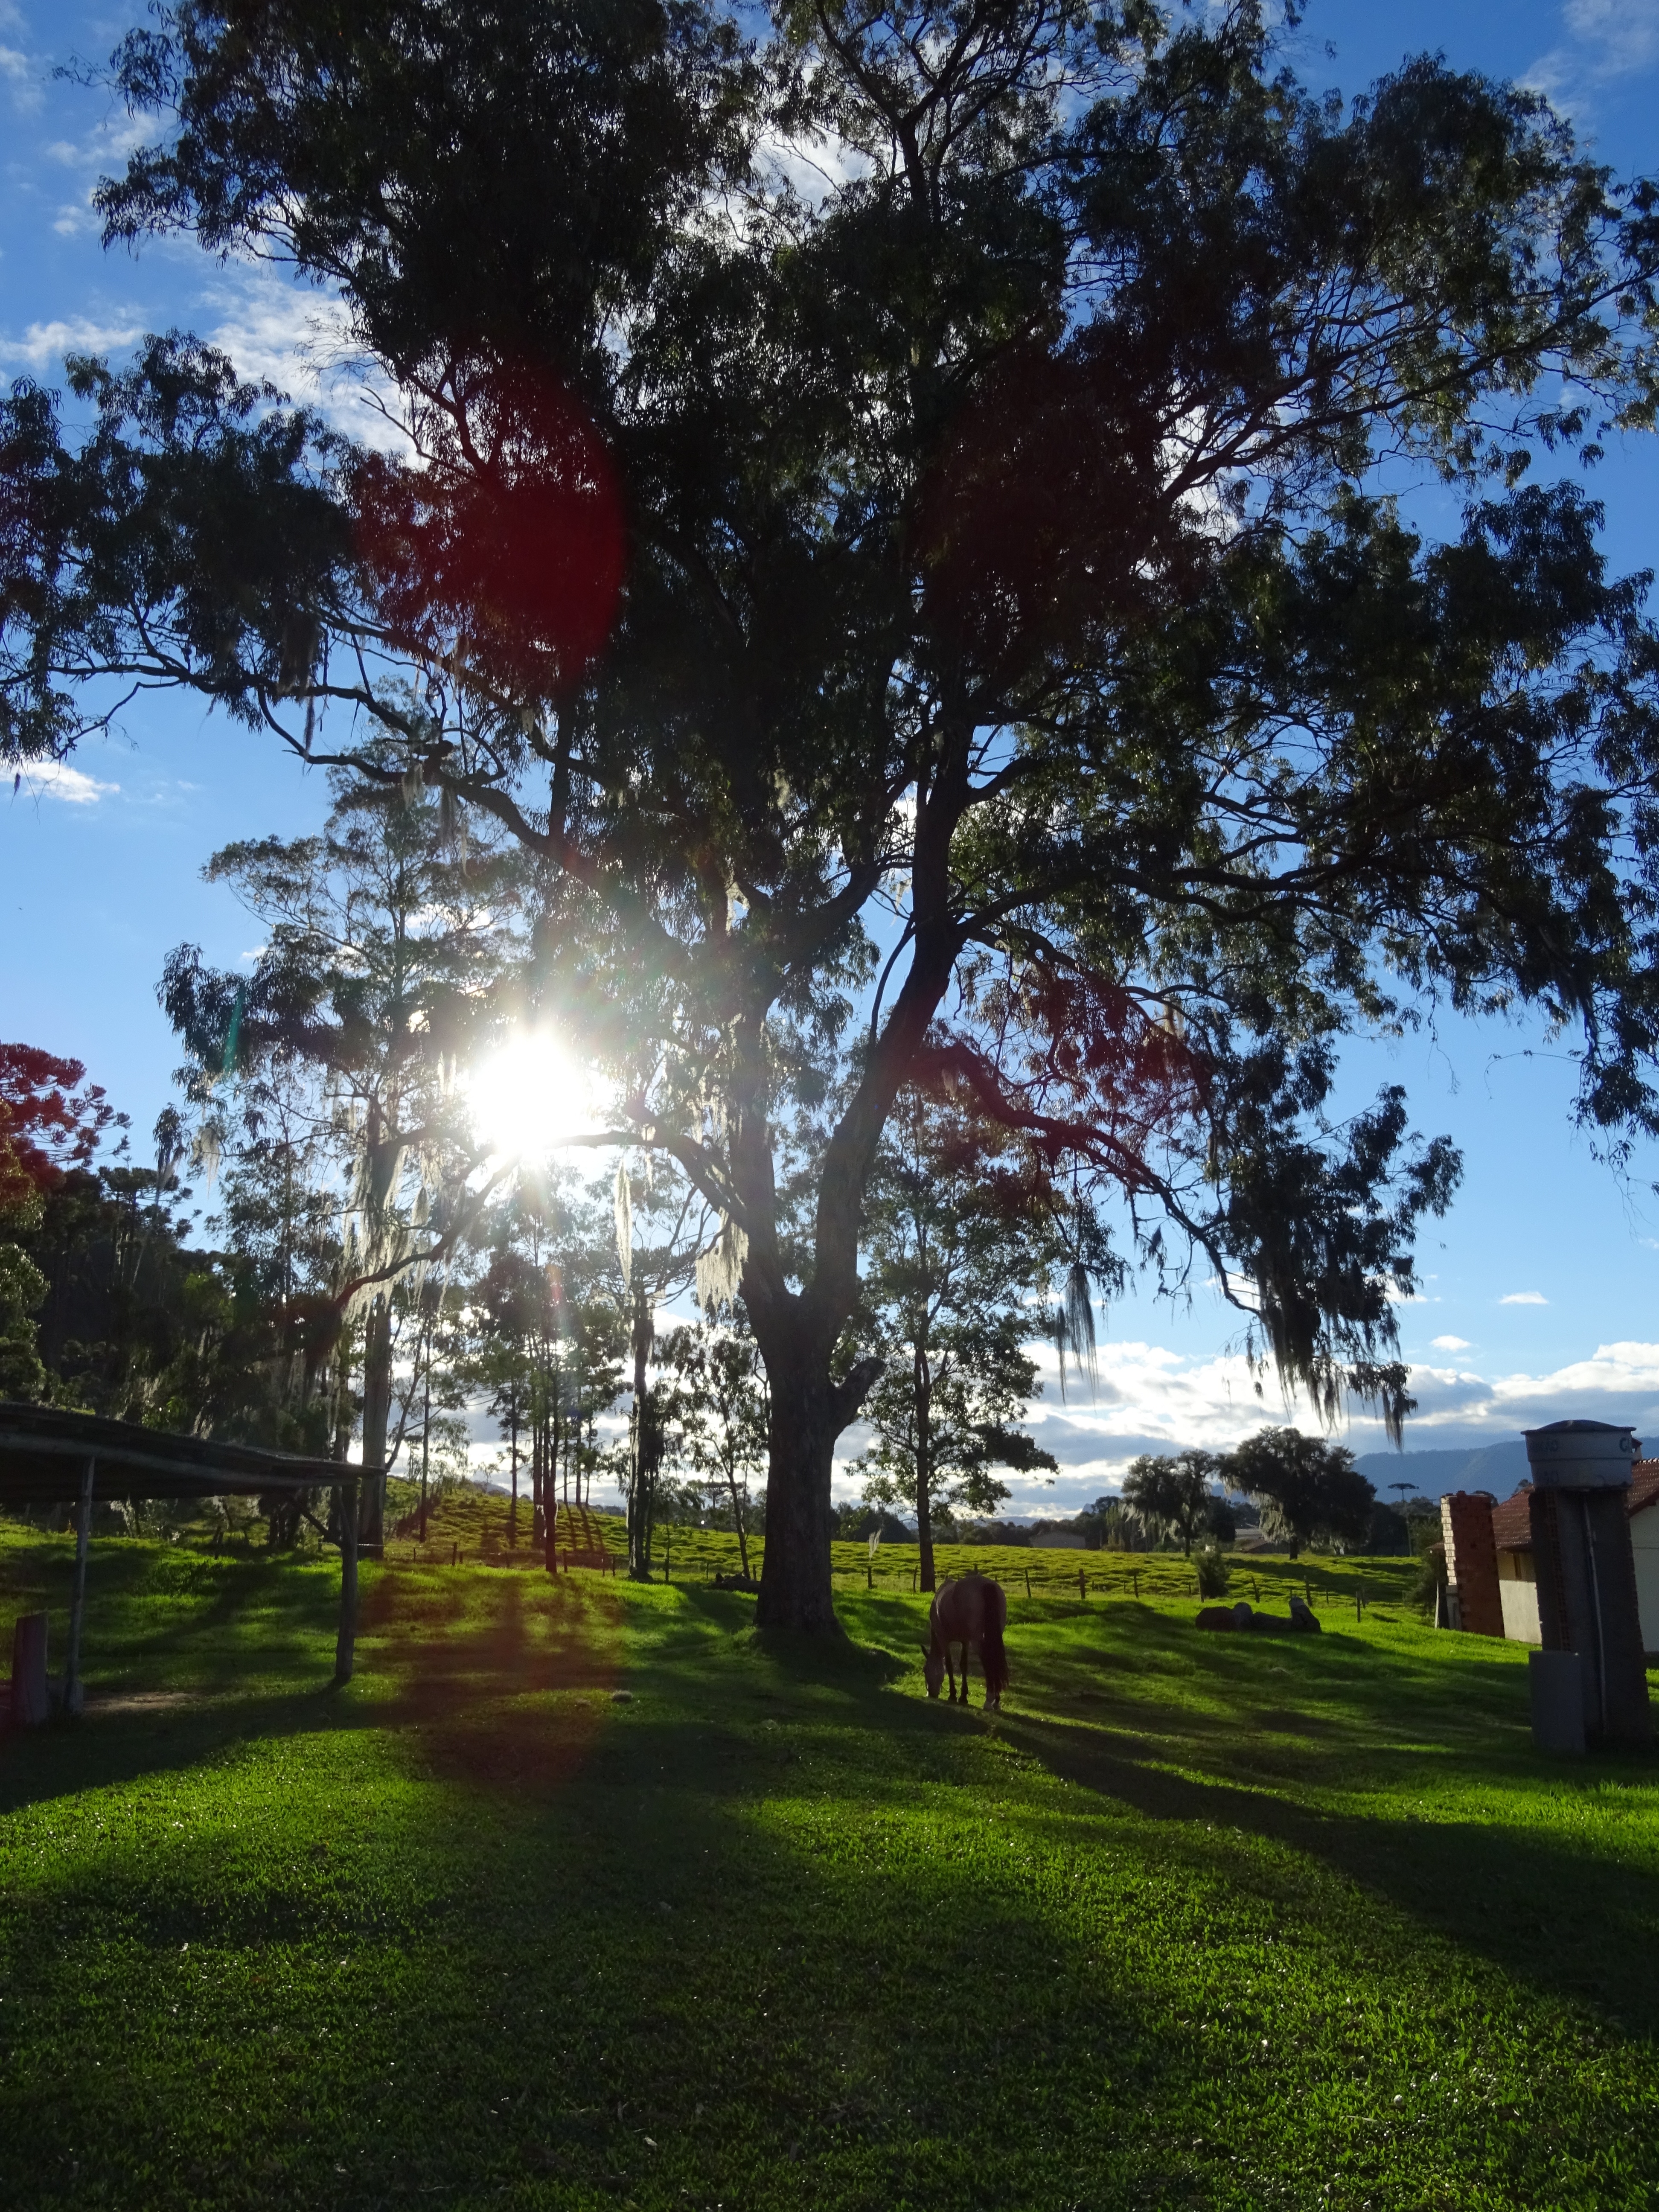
left=63, top=1455, right=94, bottom=1717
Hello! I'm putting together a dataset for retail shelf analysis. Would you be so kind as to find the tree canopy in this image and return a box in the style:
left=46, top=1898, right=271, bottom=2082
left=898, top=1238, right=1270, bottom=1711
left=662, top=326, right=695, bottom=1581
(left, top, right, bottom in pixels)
left=1223, top=1425, right=1376, bottom=1557
left=1121, top=1449, right=1226, bottom=1556
left=6, top=0, right=1659, bottom=1625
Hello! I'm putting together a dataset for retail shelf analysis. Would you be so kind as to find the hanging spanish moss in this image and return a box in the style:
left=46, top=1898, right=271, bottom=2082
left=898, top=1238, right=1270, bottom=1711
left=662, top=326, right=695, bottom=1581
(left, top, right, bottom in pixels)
left=695, top=1215, right=748, bottom=1314
left=614, top=1161, right=633, bottom=1287
left=1054, top=1257, right=1098, bottom=1403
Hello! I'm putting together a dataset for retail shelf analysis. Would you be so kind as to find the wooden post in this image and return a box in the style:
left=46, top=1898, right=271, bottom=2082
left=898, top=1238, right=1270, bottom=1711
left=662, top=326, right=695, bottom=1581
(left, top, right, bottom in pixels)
left=10, top=1612, right=49, bottom=1728
left=335, top=1473, right=359, bottom=1687
left=1132, top=1569, right=1140, bottom=1600
left=1079, top=1566, right=1086, bottom=1601
left=63, top=1455, right=95, bottom=1716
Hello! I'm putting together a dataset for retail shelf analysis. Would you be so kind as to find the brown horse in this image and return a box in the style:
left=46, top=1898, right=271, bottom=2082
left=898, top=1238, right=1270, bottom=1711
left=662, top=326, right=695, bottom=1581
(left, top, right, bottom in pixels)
left=922, top=1573, right=1009, bottom=1708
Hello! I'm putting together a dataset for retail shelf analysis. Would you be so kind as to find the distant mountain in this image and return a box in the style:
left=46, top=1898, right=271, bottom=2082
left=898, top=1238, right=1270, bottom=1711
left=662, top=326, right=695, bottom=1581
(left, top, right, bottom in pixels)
left=1354, top=1440, right=1530, bottom=1501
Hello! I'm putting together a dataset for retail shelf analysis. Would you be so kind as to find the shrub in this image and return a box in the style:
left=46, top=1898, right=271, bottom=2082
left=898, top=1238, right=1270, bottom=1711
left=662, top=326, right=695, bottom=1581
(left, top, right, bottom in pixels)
left=1195, top=1544, right=1231, bottom=1598
left=1412, top=1541, right=1448, bottom=1616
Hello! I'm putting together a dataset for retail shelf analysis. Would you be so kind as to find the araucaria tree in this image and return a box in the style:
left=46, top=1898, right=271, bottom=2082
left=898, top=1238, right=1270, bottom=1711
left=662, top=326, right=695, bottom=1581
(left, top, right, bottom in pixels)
left=7, top=3, right=1659, bottom=1630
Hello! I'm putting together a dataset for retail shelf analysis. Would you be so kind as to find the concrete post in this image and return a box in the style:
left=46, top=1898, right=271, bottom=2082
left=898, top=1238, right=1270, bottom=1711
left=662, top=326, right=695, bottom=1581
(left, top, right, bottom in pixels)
left=62, top=1455, right=95, bottom=1716
left=10, top=1612, right=49, bottom=1727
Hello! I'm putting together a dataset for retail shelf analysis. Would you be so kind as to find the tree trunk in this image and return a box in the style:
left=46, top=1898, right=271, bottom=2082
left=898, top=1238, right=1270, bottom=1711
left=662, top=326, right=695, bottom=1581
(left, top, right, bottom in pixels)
left=754, top=1359, right=843, bottom=1634
left=359, top=1293, right=393, bottom=1554
left=914, top=1347, right=936, bottom=1593
left=728, top=1470, right=751, bottom=1581
left=626, top=1292, right=655, bottom=1580
left=916, top=1471, right=937, bottom=1595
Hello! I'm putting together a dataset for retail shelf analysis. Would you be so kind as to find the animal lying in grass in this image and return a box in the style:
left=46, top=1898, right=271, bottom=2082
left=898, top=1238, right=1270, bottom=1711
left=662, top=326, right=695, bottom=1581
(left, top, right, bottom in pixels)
left=1196, top=1597, right=1321, bottom=1634
left=922, top=1573, right=1009, bottom=1708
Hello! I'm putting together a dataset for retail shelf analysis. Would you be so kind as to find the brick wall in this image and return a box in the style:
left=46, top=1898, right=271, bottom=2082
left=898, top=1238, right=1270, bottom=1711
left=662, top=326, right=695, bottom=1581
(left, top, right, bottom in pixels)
left=1441, top=1490, right=1504, bottom=1638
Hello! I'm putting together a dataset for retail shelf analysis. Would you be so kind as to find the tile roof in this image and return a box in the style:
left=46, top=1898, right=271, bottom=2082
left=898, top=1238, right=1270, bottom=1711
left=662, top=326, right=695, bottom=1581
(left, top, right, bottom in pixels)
left=1488, top=1462, right=1659, bottom=1553
left=1490, top=1485, right=1533, bottom=1552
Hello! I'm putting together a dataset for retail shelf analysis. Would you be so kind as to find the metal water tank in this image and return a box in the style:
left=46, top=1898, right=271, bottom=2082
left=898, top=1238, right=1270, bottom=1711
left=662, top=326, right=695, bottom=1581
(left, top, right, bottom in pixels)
left=1523, top=1421, right=1650, bottom=1750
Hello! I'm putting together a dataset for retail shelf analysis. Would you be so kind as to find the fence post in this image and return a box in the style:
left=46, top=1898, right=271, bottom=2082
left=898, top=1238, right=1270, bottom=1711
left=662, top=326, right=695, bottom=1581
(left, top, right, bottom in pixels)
left=1079, top=1566, right=1086, bottom=1602
left=1024, top=1566, right=1032, bottom=1600
left=452, top=1542, right=458, bottom=1567
left=1132, top=1569, right=1140, bottom=1601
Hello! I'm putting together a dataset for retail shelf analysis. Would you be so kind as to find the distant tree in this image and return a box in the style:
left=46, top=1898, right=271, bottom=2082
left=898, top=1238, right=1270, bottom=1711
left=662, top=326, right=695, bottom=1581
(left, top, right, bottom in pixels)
left=1365, top=1501, right=1411, bottom=1554
left=0, top=1045, right=126, bottom=1400
left=160, top=766, right=515, bottom=1537
left=466, top=1248, right=540, bottom=1544
left=1222, top=1428, right=1376, bottom=1558
left=833, top=1502, right=915, bottom=1545
left=1076, top=1496, right=1147, bottom=1552
left=1122, top=1450, right=1227, bottom=1556
left=856, top=1091, right=1062, bottom=1591
left=660, top=1311, right=768, bottom=1581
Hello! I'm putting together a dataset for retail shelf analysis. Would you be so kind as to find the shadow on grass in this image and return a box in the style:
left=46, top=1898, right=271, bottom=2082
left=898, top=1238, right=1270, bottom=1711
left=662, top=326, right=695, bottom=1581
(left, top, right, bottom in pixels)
left=1002, top=1669, right=1659, bottom=2038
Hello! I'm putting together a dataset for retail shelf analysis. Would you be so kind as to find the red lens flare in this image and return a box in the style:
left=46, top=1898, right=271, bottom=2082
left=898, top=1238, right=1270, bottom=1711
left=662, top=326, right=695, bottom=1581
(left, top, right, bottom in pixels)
left=357, top=363, right=626, bottom=691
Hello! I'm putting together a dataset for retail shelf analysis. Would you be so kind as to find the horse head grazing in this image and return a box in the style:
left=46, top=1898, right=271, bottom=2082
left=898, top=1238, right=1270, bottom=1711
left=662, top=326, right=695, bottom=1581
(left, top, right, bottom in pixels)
left=921, top=1639, right=946, bottom=1698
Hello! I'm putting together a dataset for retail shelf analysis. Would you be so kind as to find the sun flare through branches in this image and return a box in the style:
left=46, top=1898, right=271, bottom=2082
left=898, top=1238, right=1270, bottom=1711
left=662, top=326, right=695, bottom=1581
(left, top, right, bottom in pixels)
left=464, top=1029, right=600, bottom=1164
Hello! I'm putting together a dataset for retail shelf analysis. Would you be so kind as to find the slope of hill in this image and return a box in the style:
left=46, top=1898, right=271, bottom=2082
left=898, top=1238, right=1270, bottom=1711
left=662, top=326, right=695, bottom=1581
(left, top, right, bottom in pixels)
left=1354, top=1439, right=1530, bottom=1499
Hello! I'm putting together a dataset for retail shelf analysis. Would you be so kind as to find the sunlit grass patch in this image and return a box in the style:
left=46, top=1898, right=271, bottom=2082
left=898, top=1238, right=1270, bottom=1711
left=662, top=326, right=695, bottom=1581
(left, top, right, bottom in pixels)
left=2, top=1523, right=1657, bottom=2209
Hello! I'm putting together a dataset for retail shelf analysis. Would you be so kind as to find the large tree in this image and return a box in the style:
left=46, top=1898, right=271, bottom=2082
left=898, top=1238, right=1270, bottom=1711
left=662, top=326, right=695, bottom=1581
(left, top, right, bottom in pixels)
left=6, top=2, right=1659, bottom=1629
left=1223, top=1426, right=1375, bottom=1557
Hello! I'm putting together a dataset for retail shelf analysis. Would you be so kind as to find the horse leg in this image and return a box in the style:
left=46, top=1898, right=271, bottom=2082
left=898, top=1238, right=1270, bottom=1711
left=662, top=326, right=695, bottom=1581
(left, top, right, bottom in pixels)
left=947, top=1645, right=959, bottom=1702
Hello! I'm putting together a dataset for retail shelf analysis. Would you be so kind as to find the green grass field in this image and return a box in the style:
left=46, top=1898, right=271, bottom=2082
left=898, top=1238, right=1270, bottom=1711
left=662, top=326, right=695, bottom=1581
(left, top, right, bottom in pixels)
left=2, top=1521, right=1656, bottom=2211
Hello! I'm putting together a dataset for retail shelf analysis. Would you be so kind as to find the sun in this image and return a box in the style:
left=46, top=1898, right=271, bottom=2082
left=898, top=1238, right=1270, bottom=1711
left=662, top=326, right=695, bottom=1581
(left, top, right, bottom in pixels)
left=464, top=1028, right=597, bottom=1162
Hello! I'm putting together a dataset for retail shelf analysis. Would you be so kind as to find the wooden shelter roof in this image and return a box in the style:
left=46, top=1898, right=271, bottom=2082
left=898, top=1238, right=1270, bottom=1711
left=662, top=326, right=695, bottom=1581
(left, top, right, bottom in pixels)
left=0, top=1400, right=363, bottom=1505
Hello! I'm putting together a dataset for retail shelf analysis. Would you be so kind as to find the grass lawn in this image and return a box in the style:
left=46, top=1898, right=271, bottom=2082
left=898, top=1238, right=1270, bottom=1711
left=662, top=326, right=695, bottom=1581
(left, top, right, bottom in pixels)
left=2, top=1525, right=1657, bottom=2210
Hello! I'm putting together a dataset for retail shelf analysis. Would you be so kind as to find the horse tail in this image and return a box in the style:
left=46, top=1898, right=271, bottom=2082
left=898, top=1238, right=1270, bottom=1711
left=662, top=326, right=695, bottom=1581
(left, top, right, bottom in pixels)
left=981, top=1604, right=1009, bottom=1706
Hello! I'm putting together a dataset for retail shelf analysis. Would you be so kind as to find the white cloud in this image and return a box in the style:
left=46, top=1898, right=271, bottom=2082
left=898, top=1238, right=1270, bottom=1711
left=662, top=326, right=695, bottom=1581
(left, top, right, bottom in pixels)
left=0, top=315, right=143, bottom=372
left=201, top=266, right=413, bottom=453
left=1431, top=1334, right=1472, bottom=1352
left=8, top=760, right=118, bottom=804
left=1526, top=0, right=1659, bottom=108
left=0, top=33, right=39, bottom=114
left=863, top=1335, right=1659, bottom=1516
left=1500, top=1291, right=1549, bottom=1306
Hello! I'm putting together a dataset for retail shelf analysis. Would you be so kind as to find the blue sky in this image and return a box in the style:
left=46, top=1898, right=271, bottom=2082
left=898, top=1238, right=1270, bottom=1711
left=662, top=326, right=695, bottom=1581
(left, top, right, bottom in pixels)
left=5, top=0, right=1659, bottom=1507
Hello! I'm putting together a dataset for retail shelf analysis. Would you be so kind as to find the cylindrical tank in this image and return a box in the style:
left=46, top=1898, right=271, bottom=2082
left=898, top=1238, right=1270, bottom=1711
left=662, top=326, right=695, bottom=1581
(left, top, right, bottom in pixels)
left=1523, top=1420, right=1650, bottom=1750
